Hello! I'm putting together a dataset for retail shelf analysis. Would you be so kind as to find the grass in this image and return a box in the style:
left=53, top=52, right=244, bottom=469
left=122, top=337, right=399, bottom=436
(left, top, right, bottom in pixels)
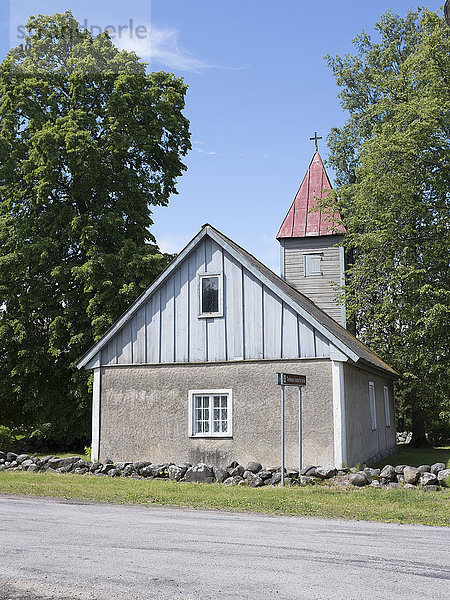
left=372, top=445, right=450, bottom=470
left=0, top=470, right=449, bottom=527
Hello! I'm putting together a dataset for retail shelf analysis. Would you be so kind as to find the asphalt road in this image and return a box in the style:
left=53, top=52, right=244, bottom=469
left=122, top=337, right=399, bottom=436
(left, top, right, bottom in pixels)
left=0, top=496, right=449, bottom=600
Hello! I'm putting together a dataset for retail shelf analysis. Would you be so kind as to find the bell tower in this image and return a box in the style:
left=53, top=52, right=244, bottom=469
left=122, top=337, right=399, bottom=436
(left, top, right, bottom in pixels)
left=277, top=136, right=346, bottom=327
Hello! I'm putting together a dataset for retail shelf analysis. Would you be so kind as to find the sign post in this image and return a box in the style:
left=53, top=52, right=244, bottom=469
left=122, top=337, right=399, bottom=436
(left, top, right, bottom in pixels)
left=276, top=373, right=307, bottom=486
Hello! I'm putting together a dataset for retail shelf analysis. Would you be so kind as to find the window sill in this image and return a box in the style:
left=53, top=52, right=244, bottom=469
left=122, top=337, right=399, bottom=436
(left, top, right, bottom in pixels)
left=198, top=313, right=223, bottom=319
left=189, top=434, right=233, bottom=439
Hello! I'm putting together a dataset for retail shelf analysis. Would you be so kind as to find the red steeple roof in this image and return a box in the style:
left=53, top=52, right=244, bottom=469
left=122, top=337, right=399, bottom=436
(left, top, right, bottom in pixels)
left=277, top=151, right=345, bottom=239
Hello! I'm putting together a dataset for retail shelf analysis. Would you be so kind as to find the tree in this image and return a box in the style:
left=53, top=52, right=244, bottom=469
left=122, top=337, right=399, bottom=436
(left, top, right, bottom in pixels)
left=325, top=8, right=449, bottom=445
left=0, top=12, right=190, bottom=442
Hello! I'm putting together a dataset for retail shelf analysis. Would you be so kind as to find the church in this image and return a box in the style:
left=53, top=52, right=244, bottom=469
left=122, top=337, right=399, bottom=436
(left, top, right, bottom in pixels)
left=77, top=147, right=397, bottom=469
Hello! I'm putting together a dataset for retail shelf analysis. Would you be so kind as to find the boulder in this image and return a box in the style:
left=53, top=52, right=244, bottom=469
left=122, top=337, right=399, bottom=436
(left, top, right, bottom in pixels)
left=226, top=461, right=239, bottom=470
left=27, top=464, right=40, bottom=472
left=403, top=466, right=420, bottom=485
left=267, top=472, right=282, bottom=486
left=90, top=462, right=102, bottom=473
left=349, top=472, right=369, bottom=487
left=115, top=462, right=131, bottom=471
left=21, top=459, right=34, bottom=469
left=224, top=475, right=243, bottom=486
left=0, top=451, right=6, bottom=461
left=245, top=461, right=262, bottom=474
left=101, top=464, right=117, bottom=474
left=134, top=461, right=151, bottom=472
left=364, top=468, right=380, bottom=477
left=150, top=464, right=169, bottom=478
left=403, top=483, right=416, bottom=490
left=140, top=466, right=154, bottom=478
left=257, top=469, right=272, bottom=481
left=287, top=469, right=299, bottom=479
left=184, top=463, right=215, bottom=484
left=73, top=460, right=88, bottom=470
left=244, top=471, right=264, bottom=487
left=168, top=465, right=186, bottom=481
left=370, top=480, right=381, bottom=488
left=315, top=466, right=337, bottom=479
left=47, top=458, right=62, bottom=470
left=61, top=456, right=81, bottom=471
left=299, top=476, right=316, bottom=485
left=424, top=485, right=440, bottom=492
left=74, top=467, right=88, bottom=475
left=300, top=465, right=316, bottom=476
left=213, top=466, right=229, bottom=483
left=6, top=452, right=17, bottom=462
left=16, top=454, right=29, bottom=464
left=431, top=462, right=446, bottom=475
left=237, top=479, right=248, bottom=486
left=107, top=468, right=121, bottom=477
left=387, top=482, right=400, bottom=490
left=437, top=469, right=450, bottom=487
left=396, top=474, right=405, bottom=483
left=420, top=472, right=438, bottom=486
left=394, top=465, right=407, bottom=474
left=417, top=465, right=431, bottom=473
left=123, top=465, right=135, bottom=477
left=230, top=465, right=245, bottom=477
left=380, top=465, right=396, bottom=481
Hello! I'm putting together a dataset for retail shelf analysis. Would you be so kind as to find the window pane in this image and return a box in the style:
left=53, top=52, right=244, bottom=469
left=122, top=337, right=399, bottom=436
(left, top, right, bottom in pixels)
left=202, top=277, right=219, bottom=313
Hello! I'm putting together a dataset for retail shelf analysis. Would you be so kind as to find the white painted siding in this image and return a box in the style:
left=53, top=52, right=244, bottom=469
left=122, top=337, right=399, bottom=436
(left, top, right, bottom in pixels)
left=101, top=237, right=330, bottom=365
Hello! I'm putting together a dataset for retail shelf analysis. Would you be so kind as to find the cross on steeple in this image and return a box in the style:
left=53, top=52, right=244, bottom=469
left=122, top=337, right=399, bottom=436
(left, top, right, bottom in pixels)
left=309, top=131, right=322, bottom=152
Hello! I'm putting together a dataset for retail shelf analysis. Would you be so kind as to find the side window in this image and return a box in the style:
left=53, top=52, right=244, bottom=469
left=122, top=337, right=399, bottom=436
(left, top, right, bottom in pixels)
left=304, top=254, right=322, bottom=276
left=199, top=274, right=223, bottom=317
left=189, top=390, right=232, bottom=437
left=369, top=381, right=377, bottom=430
left=384, top=386, right=391, bottom=427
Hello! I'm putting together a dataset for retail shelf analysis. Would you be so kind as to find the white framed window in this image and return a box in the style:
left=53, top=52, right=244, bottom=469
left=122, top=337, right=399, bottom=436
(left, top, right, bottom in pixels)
left=198, top=273, right=223, bottom=317
left=304, top=253, right=322, bottom=277
left=188, top=389, right=232, bottom=437
left=384, top=386, right=391, bottom=427
left=369, top=381, right=377, bottom=430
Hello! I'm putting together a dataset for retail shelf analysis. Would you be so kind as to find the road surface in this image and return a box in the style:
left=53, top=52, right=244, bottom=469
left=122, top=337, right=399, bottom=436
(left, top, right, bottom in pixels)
left=0, top=496, right=449, bottom=599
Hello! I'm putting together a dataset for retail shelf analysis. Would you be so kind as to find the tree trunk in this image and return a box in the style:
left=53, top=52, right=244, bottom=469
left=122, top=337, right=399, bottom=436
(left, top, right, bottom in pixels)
left=409, top=410, right=429, bottom=447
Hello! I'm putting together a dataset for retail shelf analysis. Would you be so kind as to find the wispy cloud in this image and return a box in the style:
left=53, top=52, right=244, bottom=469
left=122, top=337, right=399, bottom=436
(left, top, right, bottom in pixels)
left=115, top=24, right=211, bottom=73
left=156, top=231, right=195, bottom=254
left=192, top=140, right=218, bottom=156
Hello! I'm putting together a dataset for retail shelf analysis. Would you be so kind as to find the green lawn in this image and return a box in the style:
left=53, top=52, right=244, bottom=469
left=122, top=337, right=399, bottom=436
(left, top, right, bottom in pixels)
left=372, top=445, right=450, bottom=469
left=0, top=470, right=449, bottom=527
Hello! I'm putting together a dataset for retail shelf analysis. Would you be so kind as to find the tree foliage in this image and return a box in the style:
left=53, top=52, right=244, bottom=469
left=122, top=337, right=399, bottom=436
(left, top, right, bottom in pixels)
left=0, top=12, right=190, bottom=441
left=325, top=8, right=449, bottom=444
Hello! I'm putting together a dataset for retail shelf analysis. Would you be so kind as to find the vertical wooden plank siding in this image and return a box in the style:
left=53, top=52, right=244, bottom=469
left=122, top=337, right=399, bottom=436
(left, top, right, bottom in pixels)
left=146, top=288, right=161, bottom=363
left=282, top=303, right=299, bottom=358
left=205, top=239, right=226, bottom=361
left=99, top=236, right=337, bottom=366
left=314, top=329, right=330, bottom=357
left=243, top=268, right=263, bottom=359
left=298, top=316, right=315, bottom=357
left=133, top=306, right=146, bottom=363
left=117, top=321, right=132, bottom=364
left=263, top=286, right=282, bottom=358
left=224, top=251, right=243, bottom=360
left=174, top=263, right=189, bottom=362
left=189, top=245, right=206, bottom=361
left=160, top=280, right=175, bottom=363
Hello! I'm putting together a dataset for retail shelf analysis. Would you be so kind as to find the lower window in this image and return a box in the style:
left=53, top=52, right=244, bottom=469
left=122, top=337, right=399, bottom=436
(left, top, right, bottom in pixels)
left=189, top=389, right=233, bottom=437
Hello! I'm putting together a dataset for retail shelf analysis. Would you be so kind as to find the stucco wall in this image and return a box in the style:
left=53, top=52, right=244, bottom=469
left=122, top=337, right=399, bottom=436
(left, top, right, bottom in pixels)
left=343, top=363, right=396, bottom=466
left=99, top=359, right=334, bottom=468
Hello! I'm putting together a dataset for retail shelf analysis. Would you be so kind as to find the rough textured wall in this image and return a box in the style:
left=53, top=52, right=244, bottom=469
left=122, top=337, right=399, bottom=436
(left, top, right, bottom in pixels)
left=99, top=359, right=334, bottom=468
left=343, top=363, right=396, bottom=466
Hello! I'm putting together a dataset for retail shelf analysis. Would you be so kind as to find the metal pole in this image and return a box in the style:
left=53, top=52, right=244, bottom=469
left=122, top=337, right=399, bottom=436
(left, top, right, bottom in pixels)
left=281, top=384, right=285, bottom=486
left=298, top=386, right=302, bottom=473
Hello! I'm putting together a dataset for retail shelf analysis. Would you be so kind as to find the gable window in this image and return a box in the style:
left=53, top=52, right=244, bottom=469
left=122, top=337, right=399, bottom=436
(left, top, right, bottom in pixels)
left=189, top=389, right=232, bottom=437
left=369, top=381, right=377, bottom=430
left=199, top=273, right=223, bottom=317
left=384, top=386, right=391, bottom=427
left=304, top=253, right=322, bottom=277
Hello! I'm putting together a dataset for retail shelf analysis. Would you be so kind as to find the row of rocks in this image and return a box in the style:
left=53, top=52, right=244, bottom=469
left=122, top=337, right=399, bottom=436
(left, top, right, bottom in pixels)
left=396, top=431, right=412, bottom=444
left=1, top=451, right=449, bottom=491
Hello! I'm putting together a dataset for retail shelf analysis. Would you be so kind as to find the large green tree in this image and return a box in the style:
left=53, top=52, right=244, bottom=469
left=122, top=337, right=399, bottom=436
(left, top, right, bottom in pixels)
left=0, top=12, right=190, bottom=442
left=325, top=8, right=449, bottom=444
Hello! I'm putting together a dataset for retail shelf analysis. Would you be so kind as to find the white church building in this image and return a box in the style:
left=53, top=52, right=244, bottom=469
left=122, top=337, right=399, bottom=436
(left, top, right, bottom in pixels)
left=77, top=150, right=397, bottom=469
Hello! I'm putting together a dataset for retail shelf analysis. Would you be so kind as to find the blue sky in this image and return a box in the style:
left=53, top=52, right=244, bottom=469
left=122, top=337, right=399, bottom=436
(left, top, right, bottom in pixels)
left=1, top=0, right=442, bottom=271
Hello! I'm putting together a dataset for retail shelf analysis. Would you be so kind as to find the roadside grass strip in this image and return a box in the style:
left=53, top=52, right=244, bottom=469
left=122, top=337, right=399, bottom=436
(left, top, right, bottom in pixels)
left=0, top=471, right=449, bottom=526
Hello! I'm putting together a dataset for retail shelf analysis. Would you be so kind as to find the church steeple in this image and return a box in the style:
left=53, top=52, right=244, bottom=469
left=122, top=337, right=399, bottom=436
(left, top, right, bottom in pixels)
left=277, top=146, right=347, bottom=327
